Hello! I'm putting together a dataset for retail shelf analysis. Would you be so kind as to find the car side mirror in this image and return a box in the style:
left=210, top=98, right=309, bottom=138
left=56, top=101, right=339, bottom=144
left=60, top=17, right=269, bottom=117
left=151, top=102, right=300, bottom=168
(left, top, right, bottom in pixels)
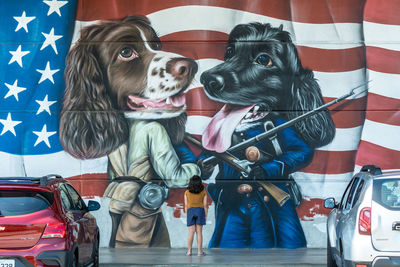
left=87, top=200, right=101, bottom=211
left=324, top=198, right=337, bottom=209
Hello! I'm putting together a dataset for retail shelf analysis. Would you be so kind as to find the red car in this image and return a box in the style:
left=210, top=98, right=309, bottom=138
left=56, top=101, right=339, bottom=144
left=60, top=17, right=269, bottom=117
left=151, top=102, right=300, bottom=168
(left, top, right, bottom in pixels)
left=0, top=175, right=100, bottom=267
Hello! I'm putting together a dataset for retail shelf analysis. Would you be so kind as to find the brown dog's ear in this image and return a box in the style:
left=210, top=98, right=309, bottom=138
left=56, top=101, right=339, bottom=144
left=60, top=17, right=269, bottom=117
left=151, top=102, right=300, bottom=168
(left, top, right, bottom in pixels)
left=59, top=24, right=128, bottom=159
left=122, top=15, right=161, bottom=50
left=287, top=68, right=336, bottom=148
left=122, top=15, right=151, bottom=26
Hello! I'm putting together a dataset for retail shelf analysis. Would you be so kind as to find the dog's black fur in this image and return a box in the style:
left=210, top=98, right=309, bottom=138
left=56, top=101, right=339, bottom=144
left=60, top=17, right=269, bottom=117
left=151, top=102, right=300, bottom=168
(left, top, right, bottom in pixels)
left=200, top=23, right=335, bottom=148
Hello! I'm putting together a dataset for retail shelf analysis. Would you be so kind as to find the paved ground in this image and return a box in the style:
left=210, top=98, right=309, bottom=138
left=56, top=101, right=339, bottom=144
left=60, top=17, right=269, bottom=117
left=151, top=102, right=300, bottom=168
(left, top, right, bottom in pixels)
left=99, top=247, right=327, bottom=266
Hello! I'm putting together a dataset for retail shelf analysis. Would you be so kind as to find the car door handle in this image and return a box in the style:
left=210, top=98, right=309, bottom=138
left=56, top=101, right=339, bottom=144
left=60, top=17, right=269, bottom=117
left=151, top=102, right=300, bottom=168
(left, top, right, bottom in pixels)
left=392, top=222, right=400, bottom=231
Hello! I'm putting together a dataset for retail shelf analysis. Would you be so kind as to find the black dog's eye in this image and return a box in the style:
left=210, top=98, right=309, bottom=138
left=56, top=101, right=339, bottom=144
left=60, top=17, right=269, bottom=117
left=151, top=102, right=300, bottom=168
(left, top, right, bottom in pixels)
left=256, top=54, right=273, bottom=67
left=224, top=47, right=234, bottom=59
left=118, top=47, right=139, bottom=61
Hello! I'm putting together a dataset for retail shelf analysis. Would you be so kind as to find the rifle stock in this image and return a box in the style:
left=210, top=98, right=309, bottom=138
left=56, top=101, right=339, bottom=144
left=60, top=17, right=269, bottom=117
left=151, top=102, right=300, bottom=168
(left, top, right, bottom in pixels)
left=184, top=133, right=290, bottom=206
left=259, top=181, right=290, bottom=206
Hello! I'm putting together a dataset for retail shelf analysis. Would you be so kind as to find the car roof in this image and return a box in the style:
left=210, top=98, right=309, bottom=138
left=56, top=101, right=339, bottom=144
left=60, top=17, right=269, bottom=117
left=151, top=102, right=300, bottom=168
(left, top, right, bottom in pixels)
left=0, top=175, right=65, bottom=188
left=357, top=165, right=400, bottom=180
left=372, top=171, right=400, bottom=180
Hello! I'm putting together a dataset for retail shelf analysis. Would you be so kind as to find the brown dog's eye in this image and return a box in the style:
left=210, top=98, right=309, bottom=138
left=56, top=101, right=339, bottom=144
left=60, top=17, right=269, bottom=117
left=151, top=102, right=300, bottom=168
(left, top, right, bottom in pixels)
left=256, top=54, right=273, bottom=67
left=118, top=47, right=139, bottom=61
left=152, top=42, right=161, bottom=50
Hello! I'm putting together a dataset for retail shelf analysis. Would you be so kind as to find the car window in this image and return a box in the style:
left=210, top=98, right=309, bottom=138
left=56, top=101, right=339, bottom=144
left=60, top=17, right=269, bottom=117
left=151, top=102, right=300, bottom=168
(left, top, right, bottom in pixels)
left=345, top=177, right=360, bottom=210
left=339, top=178, right=355, bottom=210
left=352, top=179, right=365, bottom=208
left=0, top=190, right=53, bottom=216
left=65, top=184, right=86, bottom=211
left=60, top=186, right=73, bottom=211
left=373, top=178, right=400, bottom=209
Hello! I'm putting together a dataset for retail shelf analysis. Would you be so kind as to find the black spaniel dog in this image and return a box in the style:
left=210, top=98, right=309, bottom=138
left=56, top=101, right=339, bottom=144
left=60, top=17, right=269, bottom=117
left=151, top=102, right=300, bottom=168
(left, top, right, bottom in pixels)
left=200, top=23, right=335, bottom=149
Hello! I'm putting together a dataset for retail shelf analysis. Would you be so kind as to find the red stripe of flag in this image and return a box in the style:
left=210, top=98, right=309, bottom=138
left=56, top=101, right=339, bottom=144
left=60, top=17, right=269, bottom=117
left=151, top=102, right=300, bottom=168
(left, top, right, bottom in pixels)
left=297, top=46, right=365, bottom=73
left=186, top=88, right=223, bottom=117
left=366, top=46, right=400, bottom=74
left=364, top=0, right=400, bottom=25
left=301, top=150, right=357, bottom=174
left=328, top=96, right=366, bottom=129
left=290, top=0, right=365, bottom=24
left=77, top=0, right=366, bottom=23
left=161, top=31, right=228, bottom=61
left=365, top=93, right=400, bottom=126
left=356, top=141, right=400, bottom=170
left=67, top=173, right=109, bottom=197
left=77, top=0, right=291, bottom=21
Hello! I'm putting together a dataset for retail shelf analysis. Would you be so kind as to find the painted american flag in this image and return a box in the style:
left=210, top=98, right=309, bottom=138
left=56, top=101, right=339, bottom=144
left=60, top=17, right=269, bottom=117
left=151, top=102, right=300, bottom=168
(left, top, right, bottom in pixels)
left=72, top=0, right=400, bottom=200
left=0, top=0, right=107, bottom=188
left=1, top=0, right=400, bottom=247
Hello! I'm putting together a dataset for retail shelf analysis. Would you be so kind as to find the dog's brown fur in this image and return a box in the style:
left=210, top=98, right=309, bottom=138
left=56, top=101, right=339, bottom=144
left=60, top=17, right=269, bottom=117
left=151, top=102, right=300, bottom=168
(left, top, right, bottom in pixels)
left=60, top=15, right=193, bottom=159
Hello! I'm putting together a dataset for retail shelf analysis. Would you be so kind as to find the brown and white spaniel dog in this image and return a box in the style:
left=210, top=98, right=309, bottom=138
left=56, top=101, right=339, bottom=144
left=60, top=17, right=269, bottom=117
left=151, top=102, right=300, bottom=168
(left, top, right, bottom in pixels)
left=60, top=15, right=197, bottom=158
left=59, top=15, right=199, bottom=248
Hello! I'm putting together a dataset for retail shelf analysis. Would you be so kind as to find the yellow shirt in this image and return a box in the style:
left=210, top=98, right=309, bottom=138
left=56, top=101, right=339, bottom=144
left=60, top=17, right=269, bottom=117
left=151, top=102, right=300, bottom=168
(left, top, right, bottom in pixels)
left=185, top=189, right=206, bottom=209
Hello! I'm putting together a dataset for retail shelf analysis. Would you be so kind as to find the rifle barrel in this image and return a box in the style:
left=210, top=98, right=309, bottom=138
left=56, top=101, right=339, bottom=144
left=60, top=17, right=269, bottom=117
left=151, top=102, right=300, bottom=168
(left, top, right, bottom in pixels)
left=203, top=81, right=369, bottom=165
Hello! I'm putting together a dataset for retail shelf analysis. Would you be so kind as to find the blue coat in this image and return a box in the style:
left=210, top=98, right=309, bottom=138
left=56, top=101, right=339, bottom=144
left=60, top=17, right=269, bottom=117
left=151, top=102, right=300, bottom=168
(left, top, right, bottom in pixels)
left=206, top=116, right=314, bottom=248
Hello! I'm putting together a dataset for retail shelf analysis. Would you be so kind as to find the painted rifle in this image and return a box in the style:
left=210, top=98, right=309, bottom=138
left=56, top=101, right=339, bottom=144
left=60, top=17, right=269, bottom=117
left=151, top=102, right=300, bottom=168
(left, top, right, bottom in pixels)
left=185, top=81, right=369, bottom=206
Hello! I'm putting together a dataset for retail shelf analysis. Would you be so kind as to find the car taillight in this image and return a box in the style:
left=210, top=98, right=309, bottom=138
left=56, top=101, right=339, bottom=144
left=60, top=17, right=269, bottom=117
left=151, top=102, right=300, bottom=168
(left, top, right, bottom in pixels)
left=359, top=207, right=371, bottom=235
left=42, top=222, right=66, bottom=238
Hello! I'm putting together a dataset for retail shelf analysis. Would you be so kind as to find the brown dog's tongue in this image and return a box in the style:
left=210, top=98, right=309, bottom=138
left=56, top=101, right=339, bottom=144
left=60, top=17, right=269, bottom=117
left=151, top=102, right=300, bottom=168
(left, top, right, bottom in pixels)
left=202, top=104, right=254, bottom=153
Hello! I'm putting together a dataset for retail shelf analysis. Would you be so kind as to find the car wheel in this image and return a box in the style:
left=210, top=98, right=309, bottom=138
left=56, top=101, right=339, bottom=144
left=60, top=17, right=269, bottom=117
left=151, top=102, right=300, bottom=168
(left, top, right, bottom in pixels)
left=327, top=237, right=338, bottom=267
left=92, top=235, right=99, bottom=267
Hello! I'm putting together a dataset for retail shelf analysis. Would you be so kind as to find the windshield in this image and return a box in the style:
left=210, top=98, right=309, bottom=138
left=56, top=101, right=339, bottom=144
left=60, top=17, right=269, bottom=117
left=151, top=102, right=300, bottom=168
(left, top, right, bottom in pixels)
left=0, top=190, right=54, bottom=216
left=373, top=178, right=400, bottom=209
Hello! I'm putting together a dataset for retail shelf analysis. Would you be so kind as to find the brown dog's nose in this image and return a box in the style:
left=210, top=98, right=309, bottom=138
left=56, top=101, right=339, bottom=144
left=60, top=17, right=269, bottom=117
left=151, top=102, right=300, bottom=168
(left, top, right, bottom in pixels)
left=168, top=58, right=197, bottom=79
left=171, top=60, right=188, bottom=77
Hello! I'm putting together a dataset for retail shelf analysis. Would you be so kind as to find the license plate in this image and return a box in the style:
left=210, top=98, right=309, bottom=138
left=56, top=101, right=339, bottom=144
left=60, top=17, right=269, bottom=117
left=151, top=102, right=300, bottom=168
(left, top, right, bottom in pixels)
left=0, top=260, right=15, bottom=267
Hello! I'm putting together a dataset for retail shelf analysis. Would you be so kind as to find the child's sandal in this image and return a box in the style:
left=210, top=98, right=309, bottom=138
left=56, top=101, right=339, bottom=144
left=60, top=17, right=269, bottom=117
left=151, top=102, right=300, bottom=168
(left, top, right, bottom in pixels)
left=186, top=251, right=192, bottom=256
left=197, top=251, right=206, bottom=256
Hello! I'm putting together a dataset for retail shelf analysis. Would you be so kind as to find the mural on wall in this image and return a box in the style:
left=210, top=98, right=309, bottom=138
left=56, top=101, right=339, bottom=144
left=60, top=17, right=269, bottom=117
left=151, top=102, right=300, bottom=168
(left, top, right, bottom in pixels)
left=2, top=0, right=400, bottom=249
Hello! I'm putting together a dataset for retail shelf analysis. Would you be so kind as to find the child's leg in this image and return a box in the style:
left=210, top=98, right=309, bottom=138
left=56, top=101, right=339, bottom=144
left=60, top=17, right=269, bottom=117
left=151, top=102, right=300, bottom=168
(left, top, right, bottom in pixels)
left=187, top=225, right=195, bottom=254
left=195, top=225, right=203, bottom=254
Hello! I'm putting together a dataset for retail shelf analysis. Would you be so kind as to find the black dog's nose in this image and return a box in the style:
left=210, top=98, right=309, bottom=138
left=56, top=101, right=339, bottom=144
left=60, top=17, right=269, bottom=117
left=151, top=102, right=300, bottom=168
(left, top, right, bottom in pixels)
left=200, top=72, right=225, bottom=92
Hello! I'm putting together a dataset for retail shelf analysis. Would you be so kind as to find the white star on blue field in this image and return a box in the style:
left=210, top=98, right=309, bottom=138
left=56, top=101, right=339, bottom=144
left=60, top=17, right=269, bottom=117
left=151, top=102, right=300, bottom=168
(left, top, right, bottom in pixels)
left=0, top=0, right=77, bottom=154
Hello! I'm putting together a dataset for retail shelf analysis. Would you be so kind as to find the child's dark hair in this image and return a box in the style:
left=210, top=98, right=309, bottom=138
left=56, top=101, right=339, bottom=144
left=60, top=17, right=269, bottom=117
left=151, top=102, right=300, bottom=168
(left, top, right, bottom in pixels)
left=188, top=175, right=204, bottom=194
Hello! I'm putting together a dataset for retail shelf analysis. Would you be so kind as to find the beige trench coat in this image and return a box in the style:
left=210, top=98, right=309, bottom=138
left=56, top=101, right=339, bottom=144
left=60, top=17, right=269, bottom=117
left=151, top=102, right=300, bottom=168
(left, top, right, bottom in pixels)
left=104, top=120, right=200, bottom=247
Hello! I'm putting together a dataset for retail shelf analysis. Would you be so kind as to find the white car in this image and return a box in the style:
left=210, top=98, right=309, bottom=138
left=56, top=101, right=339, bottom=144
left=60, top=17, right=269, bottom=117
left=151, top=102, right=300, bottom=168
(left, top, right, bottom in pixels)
left=324, top=165, right=400, bottom=267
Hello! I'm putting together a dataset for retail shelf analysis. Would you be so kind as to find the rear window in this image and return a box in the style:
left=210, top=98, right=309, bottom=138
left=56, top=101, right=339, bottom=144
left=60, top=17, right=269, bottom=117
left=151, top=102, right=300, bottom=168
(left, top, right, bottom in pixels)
left=373, top=178, right=400, bottom=209
left=0, top=190, right=54, bottom=216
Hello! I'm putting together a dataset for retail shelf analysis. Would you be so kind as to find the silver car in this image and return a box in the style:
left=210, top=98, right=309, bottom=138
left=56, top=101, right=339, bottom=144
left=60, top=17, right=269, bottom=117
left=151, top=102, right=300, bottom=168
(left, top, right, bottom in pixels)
left=324, top=165, right=400, bottom=267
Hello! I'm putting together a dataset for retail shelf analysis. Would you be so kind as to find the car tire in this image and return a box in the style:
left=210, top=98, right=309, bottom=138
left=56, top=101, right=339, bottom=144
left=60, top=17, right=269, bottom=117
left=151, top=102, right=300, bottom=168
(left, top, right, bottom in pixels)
left=327, top=236, right=338, bottom=267
left=92, top=235, right=99, bottom=267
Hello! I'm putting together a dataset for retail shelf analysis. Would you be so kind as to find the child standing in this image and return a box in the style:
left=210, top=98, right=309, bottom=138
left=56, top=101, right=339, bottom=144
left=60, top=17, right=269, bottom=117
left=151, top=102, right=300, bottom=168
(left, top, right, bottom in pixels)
left=184, top=175, right=208, bottom=256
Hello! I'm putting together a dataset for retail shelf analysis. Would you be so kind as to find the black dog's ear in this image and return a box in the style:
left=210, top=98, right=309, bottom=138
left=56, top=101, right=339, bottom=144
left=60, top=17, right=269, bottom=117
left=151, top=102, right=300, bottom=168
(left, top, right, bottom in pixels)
left=287, top=69, right=336, bottom=148
left=59, top=23, right=128, bottom=159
